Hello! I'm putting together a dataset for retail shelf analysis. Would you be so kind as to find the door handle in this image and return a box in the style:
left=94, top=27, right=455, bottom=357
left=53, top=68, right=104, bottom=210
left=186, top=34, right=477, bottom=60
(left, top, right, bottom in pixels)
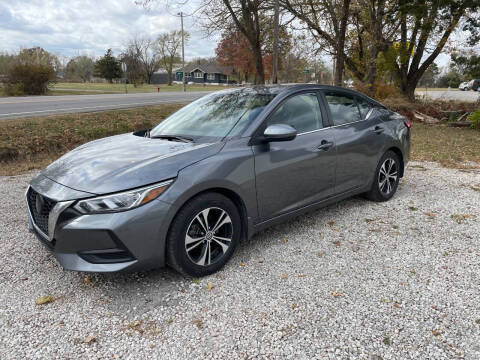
left=373, top=126, right=384, bottom=134
left=317, top=140, right=334, bottom=151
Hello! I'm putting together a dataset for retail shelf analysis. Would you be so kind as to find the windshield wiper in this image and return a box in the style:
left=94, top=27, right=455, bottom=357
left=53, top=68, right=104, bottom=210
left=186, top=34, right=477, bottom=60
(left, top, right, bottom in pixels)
left=149, top=134, right=194, bottom=143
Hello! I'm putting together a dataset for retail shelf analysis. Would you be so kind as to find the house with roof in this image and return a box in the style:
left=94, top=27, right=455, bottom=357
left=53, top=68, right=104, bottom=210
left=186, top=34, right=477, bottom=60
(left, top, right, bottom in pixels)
left=176, top=60, right=234, bottom=85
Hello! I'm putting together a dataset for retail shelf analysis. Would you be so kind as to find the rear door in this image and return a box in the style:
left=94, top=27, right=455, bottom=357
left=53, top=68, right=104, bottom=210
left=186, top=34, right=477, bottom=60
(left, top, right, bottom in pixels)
left=321, top=90, right=388, bottom=194
left=253, top=91, right=336, bottom=221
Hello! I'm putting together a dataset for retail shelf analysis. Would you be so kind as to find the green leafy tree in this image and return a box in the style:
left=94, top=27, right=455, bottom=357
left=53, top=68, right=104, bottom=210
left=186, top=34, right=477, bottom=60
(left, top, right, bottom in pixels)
left=436, top=68, right=462, bottom=88
left=418, top=62, right=440, bottom=87
left=65, top=56, right=95, bottom=82
left=94, top=49, right=121, bottom=83
left=3, top=64, right=55, bottom=95
left=451, top=53, right=480, bottom=80
left=389, top=0, right=480, bottom=99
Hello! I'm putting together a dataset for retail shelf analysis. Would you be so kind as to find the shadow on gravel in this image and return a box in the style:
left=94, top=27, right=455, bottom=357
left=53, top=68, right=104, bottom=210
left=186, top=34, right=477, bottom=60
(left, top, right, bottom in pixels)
left=70, top=183, right=408, bottom=316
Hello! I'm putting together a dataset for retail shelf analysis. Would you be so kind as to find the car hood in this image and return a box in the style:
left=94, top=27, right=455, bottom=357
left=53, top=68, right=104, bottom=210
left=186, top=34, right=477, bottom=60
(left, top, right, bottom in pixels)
left=39, top=133, right=223, bottom=195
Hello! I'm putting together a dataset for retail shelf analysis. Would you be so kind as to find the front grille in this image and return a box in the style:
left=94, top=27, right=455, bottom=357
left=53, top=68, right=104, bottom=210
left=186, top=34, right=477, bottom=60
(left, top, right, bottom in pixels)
left=27, top=188, right=57, bottom=236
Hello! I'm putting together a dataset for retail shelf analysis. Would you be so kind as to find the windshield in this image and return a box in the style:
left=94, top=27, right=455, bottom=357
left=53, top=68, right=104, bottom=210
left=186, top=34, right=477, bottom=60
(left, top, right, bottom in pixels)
left=150, top=89, right=276, bottom=141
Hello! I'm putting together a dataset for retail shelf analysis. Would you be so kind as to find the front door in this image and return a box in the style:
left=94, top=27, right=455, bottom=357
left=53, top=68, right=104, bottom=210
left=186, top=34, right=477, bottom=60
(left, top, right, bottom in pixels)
left=253, top=92, right=337, bottom=221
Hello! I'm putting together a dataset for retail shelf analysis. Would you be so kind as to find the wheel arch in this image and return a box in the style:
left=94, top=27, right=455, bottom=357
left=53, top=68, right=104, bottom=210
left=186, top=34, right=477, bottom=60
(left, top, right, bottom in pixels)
left=165, top=186, right=250, bottom=255
left=386, top=146, right=404, bottom=177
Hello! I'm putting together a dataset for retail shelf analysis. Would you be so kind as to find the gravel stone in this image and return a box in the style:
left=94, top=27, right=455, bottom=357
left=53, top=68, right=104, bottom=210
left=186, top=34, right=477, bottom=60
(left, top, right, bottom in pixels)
left=0, top=161, right=479, bottom=359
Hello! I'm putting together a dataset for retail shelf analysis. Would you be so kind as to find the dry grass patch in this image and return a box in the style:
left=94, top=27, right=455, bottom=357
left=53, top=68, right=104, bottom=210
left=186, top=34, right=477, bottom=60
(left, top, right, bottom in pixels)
left=0, top=104, right=184, bottom=175
left=1, top=100, right=479, bottom=176
left=411, top=122, right=480, bottom=167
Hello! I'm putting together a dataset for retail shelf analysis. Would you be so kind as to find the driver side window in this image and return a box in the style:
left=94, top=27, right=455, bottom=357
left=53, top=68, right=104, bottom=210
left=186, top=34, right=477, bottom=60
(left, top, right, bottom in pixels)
left=268, top=93, right=323, bottom=133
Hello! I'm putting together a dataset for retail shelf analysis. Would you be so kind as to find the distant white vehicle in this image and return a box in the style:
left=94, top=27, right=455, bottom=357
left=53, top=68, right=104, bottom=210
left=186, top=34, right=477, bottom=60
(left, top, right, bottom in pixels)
left=459, top=81, right=470, bottom=91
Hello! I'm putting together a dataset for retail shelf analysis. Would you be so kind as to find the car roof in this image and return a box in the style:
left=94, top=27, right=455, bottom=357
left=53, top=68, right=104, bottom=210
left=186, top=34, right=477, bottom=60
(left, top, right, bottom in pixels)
left=226, top=84, right=385, bottom=108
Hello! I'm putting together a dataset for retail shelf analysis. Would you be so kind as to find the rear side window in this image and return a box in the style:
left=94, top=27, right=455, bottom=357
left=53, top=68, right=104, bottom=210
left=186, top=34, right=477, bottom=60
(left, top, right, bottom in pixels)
left=268, top=92, right=323, bottom=133
left=324, top=92, right=362, bottom=126
left=356, top=97, right=372, bottom=119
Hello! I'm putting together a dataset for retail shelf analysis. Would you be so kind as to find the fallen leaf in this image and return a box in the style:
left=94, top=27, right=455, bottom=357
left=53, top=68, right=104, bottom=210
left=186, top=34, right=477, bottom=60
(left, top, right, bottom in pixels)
left=432, top=330, right=442, bottom=336
left=240, top=262, right=246, bottom=267
left=290, top=304, right=297, bottom=309
left=365, top=218, right=375, bottom=223
left=327, top=221, right=335, bottom=226
left=393, top=303, right=401, bottom=308
left=332, top=240, right=341, bottom=247
left=281, top=274, right=288, bottom=279
left=36, top=295, right=55, bottom=305
left=85, top=334, right=97, bottom=344
left=424, top=212, right=436, bottom=218
left=105, top=313, right=113, bottom=317
left=316, top=252, right=323, bottom=257
left=410, top=269, right=416, bottom=274
left=408, top=206, right=418, bottom=211
left=283, top=238, right=289, bottom=243
left=298, top=274, right=306, bottom=278
left=206, top=282, right=214, bottom=291
left=192, top=319, right=203, bottom=329
left=330, top=291, right=344, bottom=298
left=127, top=320, right=141, bottom=328
left=84, top=276, right=91, bottom=283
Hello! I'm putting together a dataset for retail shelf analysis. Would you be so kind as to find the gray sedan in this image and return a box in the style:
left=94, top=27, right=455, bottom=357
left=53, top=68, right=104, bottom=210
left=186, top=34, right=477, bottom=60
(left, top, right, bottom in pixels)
left=26, top=85, right=411, bottom=277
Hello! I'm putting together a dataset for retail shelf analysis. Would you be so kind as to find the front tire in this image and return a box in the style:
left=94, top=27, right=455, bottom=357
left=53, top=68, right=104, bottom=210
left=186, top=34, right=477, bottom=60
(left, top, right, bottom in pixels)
left=166, top=192, right=241, bottom=277
left=365, top=151, right=401, bottom=202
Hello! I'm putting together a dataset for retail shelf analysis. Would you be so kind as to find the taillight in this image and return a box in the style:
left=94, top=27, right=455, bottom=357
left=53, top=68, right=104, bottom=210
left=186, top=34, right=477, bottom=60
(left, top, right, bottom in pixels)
left=404, top=120, right=412, bottom=129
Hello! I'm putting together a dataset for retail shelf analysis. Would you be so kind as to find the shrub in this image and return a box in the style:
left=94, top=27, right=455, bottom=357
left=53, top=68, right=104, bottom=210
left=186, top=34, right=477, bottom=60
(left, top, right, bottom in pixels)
left=3, top=63, right=55, bottom=95
left=468, top=108, right=480, bottom=130
left=353, top=82, right=404, bottom=100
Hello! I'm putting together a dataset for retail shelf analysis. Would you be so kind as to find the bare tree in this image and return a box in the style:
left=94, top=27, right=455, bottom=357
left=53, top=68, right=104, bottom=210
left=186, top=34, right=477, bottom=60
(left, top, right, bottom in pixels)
left=155, top=30, right=190, bottom=85
left=130, top=37, right=160, bottom=84
left=202, top=0, right=272, bottom=84
left=281, top=0, right=351, bottom=86
left=120, top=43, right=145, bottom=87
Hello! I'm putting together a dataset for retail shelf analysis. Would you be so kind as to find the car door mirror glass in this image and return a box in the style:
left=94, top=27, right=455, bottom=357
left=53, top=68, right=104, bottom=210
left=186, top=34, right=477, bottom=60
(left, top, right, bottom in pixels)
left=263, top=124, right=297, bottom=142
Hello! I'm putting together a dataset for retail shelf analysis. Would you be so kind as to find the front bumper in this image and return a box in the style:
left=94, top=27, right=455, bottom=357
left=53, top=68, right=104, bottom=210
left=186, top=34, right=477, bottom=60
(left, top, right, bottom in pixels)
left=26, top=182, right=178, bottom=272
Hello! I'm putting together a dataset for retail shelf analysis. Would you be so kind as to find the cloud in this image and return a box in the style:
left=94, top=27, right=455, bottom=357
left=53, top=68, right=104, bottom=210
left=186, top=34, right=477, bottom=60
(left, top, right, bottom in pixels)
left=0, top=0, right=216, bottom=60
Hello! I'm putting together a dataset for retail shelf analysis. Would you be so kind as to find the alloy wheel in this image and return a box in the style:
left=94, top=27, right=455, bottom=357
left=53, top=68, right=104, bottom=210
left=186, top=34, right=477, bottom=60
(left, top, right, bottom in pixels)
left=184, top=207, right=233, bottom=266
left=378, top=158, right=398, bottom=195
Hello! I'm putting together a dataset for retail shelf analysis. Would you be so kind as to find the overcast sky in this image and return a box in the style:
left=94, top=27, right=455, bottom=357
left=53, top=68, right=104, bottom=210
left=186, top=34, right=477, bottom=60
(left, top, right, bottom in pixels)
left=1, top=0, right=463, bottom=69
left=0, top=0, right=216, bottom=61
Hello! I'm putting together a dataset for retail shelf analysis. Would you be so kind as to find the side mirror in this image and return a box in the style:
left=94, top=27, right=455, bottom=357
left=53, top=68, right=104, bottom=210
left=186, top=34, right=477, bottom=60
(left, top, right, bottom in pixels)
left=263, top=124, right=297, bottom=142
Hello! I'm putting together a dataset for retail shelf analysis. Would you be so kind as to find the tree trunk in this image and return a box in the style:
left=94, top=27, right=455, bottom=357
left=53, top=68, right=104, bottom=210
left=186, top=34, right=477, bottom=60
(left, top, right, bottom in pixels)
left=167, top=69, right=172, bottom=86
left=252, top=44, right=265, bottom=84
left=334, top=50, right=344, bottom=86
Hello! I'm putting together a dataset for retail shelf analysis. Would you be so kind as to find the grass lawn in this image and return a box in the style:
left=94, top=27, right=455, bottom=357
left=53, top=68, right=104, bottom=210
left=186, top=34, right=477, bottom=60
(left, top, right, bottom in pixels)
left=1, top=104, right=479, bottom=175
left=50, top=82, right=232, bottom=94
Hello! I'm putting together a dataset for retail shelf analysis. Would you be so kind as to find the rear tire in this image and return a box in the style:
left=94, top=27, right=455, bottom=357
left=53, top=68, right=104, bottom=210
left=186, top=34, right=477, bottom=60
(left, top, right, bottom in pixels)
left=166, top=192, right=241, bottom=277
left=365, top=150, right=401, bottom=202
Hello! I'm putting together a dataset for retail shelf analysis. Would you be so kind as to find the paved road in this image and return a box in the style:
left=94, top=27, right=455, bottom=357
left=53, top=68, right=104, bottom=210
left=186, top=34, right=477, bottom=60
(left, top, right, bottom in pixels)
left=416, top=89, right=480, bottom=102
left=0, top=91, right=212, bottom=120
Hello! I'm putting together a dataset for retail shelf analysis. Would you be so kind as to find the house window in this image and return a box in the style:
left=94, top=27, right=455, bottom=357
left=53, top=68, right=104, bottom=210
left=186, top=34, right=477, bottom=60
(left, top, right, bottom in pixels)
left=207, top=73, right=215, bottom=80
left=194, top=72, right=203, bottom=78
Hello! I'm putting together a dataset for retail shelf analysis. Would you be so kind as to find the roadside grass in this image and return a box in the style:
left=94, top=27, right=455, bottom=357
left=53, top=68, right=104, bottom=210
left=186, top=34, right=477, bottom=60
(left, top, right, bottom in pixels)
left=0, top=82, right=232, bottom=97
left=0, top=103, right=184, bottom=175
left=50, top=82, right=232, bottom=94
left=1, top=102, right=479, bottom=176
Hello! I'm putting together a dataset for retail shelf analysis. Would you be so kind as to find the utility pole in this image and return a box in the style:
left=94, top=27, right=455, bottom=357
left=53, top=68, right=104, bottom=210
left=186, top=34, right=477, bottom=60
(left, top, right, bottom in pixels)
left=272, top=0, right=279, bottom=84
left=178, top=12, right=186, bottom=92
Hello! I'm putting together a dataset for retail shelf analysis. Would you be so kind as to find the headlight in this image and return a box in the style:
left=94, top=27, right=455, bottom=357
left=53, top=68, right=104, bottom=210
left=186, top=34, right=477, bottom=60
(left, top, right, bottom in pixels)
left=74, top=180, right=173, bottom=214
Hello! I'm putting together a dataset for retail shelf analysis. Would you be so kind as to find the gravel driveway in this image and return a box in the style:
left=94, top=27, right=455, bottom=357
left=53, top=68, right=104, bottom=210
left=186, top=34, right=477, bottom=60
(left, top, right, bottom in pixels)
left=1, top=162, right=479, bottom=359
